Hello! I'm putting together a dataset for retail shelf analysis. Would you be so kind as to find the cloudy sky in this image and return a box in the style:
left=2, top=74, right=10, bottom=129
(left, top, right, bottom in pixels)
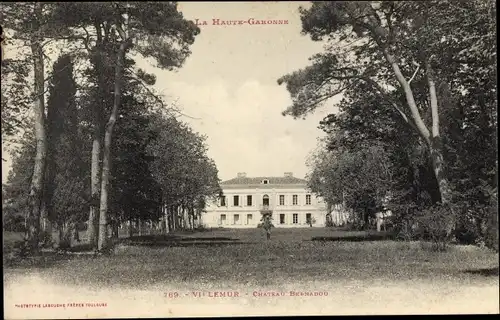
left=2, top=2, right=338, bottom=183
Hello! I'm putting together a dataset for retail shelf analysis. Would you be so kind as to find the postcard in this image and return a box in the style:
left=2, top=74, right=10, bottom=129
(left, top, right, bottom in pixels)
left=2, top=1, right=499, bottom=319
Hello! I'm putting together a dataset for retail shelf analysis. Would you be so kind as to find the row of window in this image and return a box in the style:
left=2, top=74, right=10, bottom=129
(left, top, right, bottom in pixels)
left=220, top=194, right=312, bottom=207
left=219, top=213, right=313, bottom=225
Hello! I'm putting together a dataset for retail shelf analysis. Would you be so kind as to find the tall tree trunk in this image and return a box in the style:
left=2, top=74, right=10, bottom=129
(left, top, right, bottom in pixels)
left=128, top=217, right=133, bottom=237
left=40, top=202, right=52, bottom=243
left=87, top=26, right=105, bottom=249
left=167, top=205, right=173, bottom=232
left=58, top=221, right=72, bottom=250
left=364, top=7, right=453, bottom=211
left=189, top=205, right=194, bottom=230
left=111, top=222, right=119, bottom=239
left=180, top=206, right=186, bottom=230
left=97, top=42, right=129, bottom=252
left=426, top=61, right=453, bottom=205
left=170, top=205, right=175, bottom=231
left=382, top=48, right=453, bottom=208
left=174, top=205, right=178, bottom=231
left=73, top=221, right=80, bottom=242
left=183, top=206, right=189, bottom=230
left=363, top=209, right=369, bottom=230
left=166, top=206, right=171, bottom=233
left=87, top=125, right=101, bottom=248
left=26, top=5, right=47, bottom=253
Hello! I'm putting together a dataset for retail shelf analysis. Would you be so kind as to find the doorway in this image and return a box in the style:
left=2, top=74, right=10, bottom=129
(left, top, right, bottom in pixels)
left=262, top=194, right=270, bottom=206
left=280, top=214, right=285, bottom=225
left=306, top=213, right=312, bottom=226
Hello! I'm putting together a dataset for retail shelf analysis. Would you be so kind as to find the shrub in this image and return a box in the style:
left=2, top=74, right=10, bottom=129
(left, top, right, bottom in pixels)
left=414, top=204, right=456, bottom=251
left=39, top=230, right=55, bottom=248
left=194, top=224, right=209, bottom=232
left=485, top=205, right=499, bottom=252
left=3, top=213, right=26, bottom=232
left=393, top=217, right=419, bottom=241
left=325, top=219, right=334, bottom=228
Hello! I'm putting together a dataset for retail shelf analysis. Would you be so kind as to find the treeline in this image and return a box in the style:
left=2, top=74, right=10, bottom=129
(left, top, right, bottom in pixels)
left=1, top=2, right=221, bottom=253
left=279, top=1, right=497, bottom=250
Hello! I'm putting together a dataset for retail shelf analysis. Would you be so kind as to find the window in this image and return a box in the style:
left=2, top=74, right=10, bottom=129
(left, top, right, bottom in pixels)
left=292, top=195, right=298, bottom=205
left=262, top=179, right=269, bottom=184
left=247, top=214, right=253, bottom=224
left=220, top=214, right=226, bottom=225
left=293, top=213, right=298, bottom=224
left=280, top=214, right=285, bottom=224
left=234, top=214, right=240, bottom=225
left=220, top=196, right=226, bottom=206
left=233, top=195, right=239, bottom=206
left=306, top=194, right=311, bottom=205
left=279, top=195, right=285, bottom=205
left=247, top=195, right=252, bottom=206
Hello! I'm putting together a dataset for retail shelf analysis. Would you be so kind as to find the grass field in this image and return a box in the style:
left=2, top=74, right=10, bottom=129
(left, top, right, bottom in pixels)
left=3, top=227, right=499, bottom=316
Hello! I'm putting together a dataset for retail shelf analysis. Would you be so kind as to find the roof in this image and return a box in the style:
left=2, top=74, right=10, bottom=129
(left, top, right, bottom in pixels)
left=221, top=176, right=307, bottom=186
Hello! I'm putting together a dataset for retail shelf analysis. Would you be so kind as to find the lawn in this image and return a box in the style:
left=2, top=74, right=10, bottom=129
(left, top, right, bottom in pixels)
left=3, top=227, right=499, bottom=316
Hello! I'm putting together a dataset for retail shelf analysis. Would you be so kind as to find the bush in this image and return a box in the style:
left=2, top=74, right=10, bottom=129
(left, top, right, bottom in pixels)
left=8, top=239, right=34, bottom=261
left=393, top=217, right=419, bottom=241
left=3, top=213, right=26, bottom=232
left=485, top=205, right=499, bottom=252
left=414, top=204, right=456, bottom=251
left=194, top=224, right=210, bottom=232
left=39, top=230, right=55, bottom=248
left=76, top=221, right=88, bottom=232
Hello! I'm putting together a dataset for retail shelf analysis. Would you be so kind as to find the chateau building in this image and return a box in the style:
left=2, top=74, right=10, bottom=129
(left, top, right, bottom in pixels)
left=201, top=172, right=329, bottom=228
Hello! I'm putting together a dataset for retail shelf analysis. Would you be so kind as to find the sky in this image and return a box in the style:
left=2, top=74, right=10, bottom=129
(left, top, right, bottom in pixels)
left=2, top=2, right=339, bottom=183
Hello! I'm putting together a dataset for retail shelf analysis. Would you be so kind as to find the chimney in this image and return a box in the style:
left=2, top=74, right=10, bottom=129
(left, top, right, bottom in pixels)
left=237, top=172, right=247, bottom=178
left=284, top=172, right=293, bottom=178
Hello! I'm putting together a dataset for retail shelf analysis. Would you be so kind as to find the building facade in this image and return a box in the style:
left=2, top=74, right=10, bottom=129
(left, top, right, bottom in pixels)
left=201, top=172, right=329, bottom=228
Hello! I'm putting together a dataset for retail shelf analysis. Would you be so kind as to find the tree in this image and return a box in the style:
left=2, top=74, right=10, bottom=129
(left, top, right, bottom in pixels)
left=147, top=114, right=221, bottom=233
left=3, top=126, right=36, bottom=234
left=307, top=140, right=393, bottom=229
left=1, top=58, right=31, bottom=140
left=43, top=54, right=78, bottom=235
left=50, top=2, right=200, bottom=251
left=278, top=1, right=496, bottom=240
left=315, top=79, right=441, bottom=234
left=0, top=3, right=72, bottom=252
left=108, top=70, right=163, bottom=238
left=44, top=53, right=88, bottom=247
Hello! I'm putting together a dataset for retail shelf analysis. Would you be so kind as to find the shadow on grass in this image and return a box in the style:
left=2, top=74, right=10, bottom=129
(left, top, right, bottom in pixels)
left=127, top=234, right=182, bottom=241
left=125, top=241, right=253, bottom=248
left=3, top=251, right=94, bottom=269
left=464, top=267, right=499, bottom=277
left=64, top=242, right=96, bottom=252
left=311, top=231, right=396, bottom=242
left=120, top=235, right=253, bottom=248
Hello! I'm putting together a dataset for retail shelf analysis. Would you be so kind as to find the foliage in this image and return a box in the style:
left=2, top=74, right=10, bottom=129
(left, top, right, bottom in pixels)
left=258, top=214, right=275, bottom=230
left=147, top=112, right=222, bottom=230
left=0, top=58, right=32, bottom=138
left=281, top=1, right=497, bottom=249
left=2, top=2, right=203, bottom=253
left=50, top=2, right=200, bottom=70
left=307, top=140, right=393, bottom=229
left=2, top=127, right=36, bottom=231
left=413, top=204, right=456, bottom=251
left=108, top=70, right=163, bottom=228
left=44, top=54, right=89, bottom=230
